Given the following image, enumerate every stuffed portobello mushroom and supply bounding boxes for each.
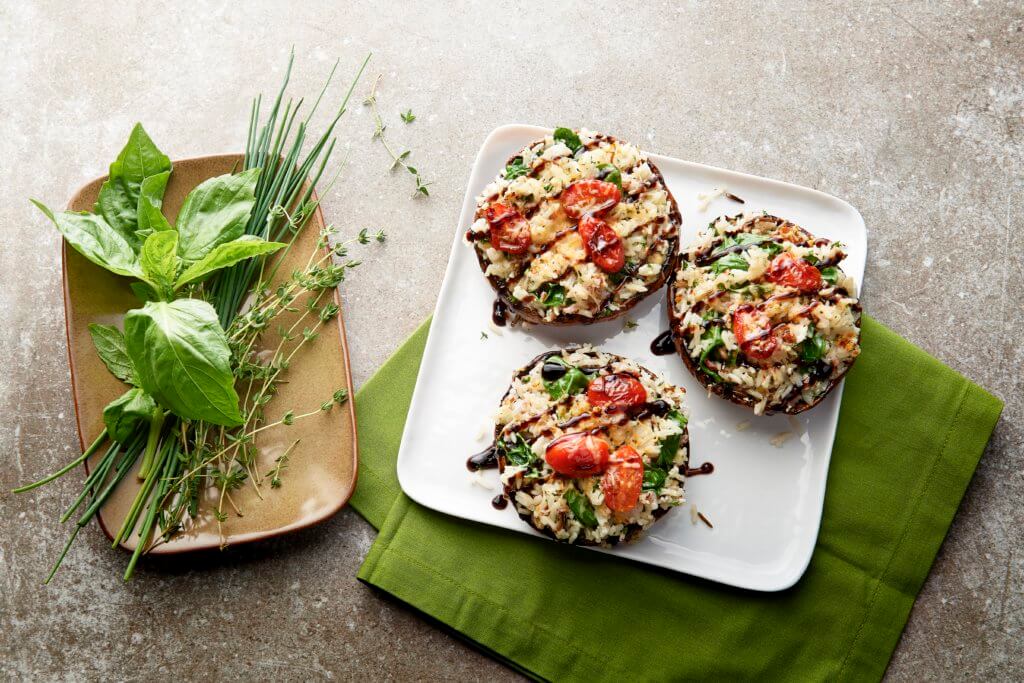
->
[668,213,862,415]
[489,346,691,545]
[465,128,681,325]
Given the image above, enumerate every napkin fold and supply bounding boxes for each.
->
[350,316,1001,681]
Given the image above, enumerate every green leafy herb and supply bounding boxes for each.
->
[797,329,828,363]
[698,326,726,381]
[32,201,143,279]
[135,171,171,233]
[500,433,536,467]
[804,253,819,265]
[87,323,136,385]
[657,410,688,470]
[175,235,286,290]
[123,299,243,426]
[624,319,639,330]
[400,108,416,123]
[596,163,622,189]
[139,230,179,298]
[553,127,582,153]
[504,156,529,181]
[174,168,260,262]
[95,123,172,246]
[709,252,749,275]
[564,488,598,528]
[537,282,568,308]
[642,466,667,492]
[365,75,431,196]
[542,357,590,401]
[102,388,157,442]
[820,266,838,285]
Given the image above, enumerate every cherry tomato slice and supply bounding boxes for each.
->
[765,252,822,292]
[545,433,611,478]
[733,304,778,361]
[561,179,622,219]
[601,445,643,512]
[578,214,625,273]
[587,373,647,409]
[484,202,531,255]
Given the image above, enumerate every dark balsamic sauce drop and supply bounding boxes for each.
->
[492,298,509,327]
[491,494,508,510]
[466,444,499,471]
[684,462,715,477]
[651,330,676,356]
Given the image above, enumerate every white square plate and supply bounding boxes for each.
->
[396,125,866,591]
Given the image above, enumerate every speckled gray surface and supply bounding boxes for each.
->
[1,1,1020,680]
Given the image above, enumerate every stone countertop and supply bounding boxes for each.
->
[1,1,1020,680]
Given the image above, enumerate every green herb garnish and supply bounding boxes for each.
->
[400,108,416,123]
[365,75,431,196]
[698,326,726,381]
[820,266,838,285]
[657,410,689,470]
[564,488,598,528]
[553,127,582,153]
[709,252,749,275]
[542,357,590,400]
[642,466,667,492]
[597,163,622,189]
[537,282,569,308]
[505,156,529,180]
[500,433,536,467]
[797,329,828,363]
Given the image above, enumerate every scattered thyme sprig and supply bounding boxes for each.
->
[364,75,430,196]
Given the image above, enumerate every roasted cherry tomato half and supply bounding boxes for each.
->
[601,445,643,512]
[765,252,822,292]
[578,214,625,273]
[484,202,531,255]
[587,373,647,409]
[545,432,611,478]
[561,179,622,219]
[733,304,778,361]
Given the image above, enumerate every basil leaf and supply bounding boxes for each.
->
[87,323,136,385]
[537,283,568,308]
[500,433,536,467]
[564,488,598,528]
[553,127,582,154]
[820,266,838,285]
[124,298,243,426]
[95,124,172,246]
[102,387,157,442]
[136,171,171,232]
[596,163,622,189]
[138,193,174,234]
[698,326,725,381]
[804,253,819,265]
[797,329,828,363]
[140,230,179,297]
[657,410,688,469]
[542,357,590,400]
[709,252,749,275]
[175,236,286,289]
[642,466,667,492]
[33,200,143,279]
[175,168,260,262]
[130,281,158,303]
[504,156,529,180]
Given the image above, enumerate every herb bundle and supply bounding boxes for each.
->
[16,53,377,581]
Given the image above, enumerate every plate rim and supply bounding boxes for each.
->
[396,124,866,591]
[61,152,359,555]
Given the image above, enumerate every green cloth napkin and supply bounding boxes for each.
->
[350,315,1001,681]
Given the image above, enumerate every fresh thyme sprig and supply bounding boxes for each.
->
[364,75,430,196]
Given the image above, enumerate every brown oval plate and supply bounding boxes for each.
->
[62,153,357,553]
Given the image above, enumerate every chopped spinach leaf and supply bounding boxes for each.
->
[642,466,667,492]
[499,432,536,467]
[564,488,598,528]
[553,127,582,154]
[537,283,569,308]
[820,266,838,285]
[797,329,828,363]
[505,156,529,180]
[698,326,726,381]
[596,163,622,189]
[542,357,590,400]
[656,410,688,470]
[709,252,749,275]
